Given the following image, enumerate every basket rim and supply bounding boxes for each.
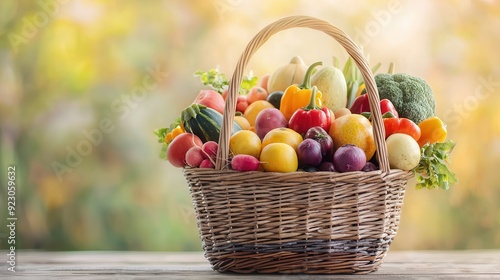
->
[183,166,414,187]
[184,166,414,176]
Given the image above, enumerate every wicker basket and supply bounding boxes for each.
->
[183,15,414,274]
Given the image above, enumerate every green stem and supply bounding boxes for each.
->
[371,62,382,73]
[181,103,205,121]
[299,61,322,89]
[305,86,319,110]
[346,81,358,109]
[388,62,395,74]
[332,56,339,68]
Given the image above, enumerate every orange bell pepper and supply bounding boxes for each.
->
[280,61,323,120]
[417,116,447,147]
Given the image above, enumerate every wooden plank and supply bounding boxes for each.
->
[2,250,499,279]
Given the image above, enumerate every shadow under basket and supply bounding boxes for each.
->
[181,15,415,274]
[184,168,413,274]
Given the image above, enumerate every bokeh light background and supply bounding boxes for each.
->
[0,0,499,251]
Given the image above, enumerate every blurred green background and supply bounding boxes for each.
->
[0,0,499,251]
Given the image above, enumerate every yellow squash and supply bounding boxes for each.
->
[267,56,307,93]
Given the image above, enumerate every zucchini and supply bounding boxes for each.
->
[181,103,242,142]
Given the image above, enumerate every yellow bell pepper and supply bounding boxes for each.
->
[280,61,323,121]
[417,116,447,147]
[165,125,184,143]
[355,83,365,98]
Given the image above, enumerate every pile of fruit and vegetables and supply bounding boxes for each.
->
[155,56,457,190]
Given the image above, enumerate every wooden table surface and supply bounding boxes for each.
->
[3,250,500,279]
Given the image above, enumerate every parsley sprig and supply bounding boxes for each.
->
[153,117,181,160]
[414,140,458,190]
[194,68,258,95]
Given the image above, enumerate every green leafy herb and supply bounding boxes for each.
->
[240,74,258,95]
[194,68,258,95]
[194,68,229,94]
[153,117,181,160]
[153,127,168,144]
[414,140,458,190]
[158,143,168,160]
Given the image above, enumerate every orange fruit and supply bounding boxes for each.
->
[260,143,298,172]
[261,127,303,151]
[328,114,376,160]
[229,130,261,158]
[243,100,274,127]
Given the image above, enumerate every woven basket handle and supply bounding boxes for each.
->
[216,15,389,173]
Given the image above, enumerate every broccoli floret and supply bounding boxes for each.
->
[374,73,436,124]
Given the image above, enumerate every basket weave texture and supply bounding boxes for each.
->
[183,15,414,274]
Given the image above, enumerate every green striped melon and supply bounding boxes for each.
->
[181,103,242,143]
